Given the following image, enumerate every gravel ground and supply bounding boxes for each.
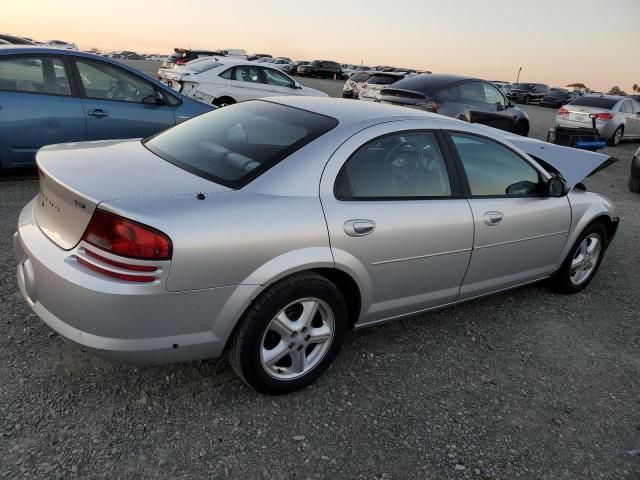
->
[1,60,639,479]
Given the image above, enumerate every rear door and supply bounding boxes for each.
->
[480,82,517,131]
[458,81,490,125]
[320,120,474,324]
[445,131,571,299]
[228,64,269,101]
[73,58,176,140]
[0,54,85,168]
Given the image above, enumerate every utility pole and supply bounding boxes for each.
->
[516,66,522,84]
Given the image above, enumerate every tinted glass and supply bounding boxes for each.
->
[351,72,371,83]
[309,61,321,66]
[451,133,540,196]
[482,83,505,105]
[620,101,632,113]
[513,83,535,90]
[263,68,294,88]
[188,61,222,73]
[367,74,401,85]
[232,65,263,83]
[632,100,640,114]
[0,56,71,95]
[219,67,233,79]
[336,132,451,198]
[569,97,618,109]
[459,81,484,102]
[145,101,337,188]
[76,60,155,102]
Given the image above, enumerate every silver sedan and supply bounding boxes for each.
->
[15,97,619,394]
[556,94,640,146]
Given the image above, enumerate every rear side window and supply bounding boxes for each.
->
[144,101,338,188]
[219,67,233,79]
[335,132,452,199]
[0,56,71,95]
[451,133,541,196]
[620,101,633,113]
[459,81,484,102]
[569,97,618,109]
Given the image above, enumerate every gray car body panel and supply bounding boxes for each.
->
[16,97,618,363]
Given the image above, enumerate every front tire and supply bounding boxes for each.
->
[228,272,347,395]
[514,121,529,137]
[548,222,607,294]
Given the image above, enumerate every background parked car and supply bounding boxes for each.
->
[162,59,327,107]
[264,58,294,72]
[297,60,342,79]
[0,47,212,169]
[162,48,223,69]
[540,89,580,108]
[342,71,371,98]
[507,83,550,104]
[556,94,640,146]
[358,72,407,102]
[247,53,272,61]
[0,34,35,45]
[44,39,77,49]
[379,74,530,135]
[289,61,308,75]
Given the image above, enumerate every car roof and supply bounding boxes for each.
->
[266,96,437,126]
[383,73,482,93]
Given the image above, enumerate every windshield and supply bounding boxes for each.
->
[513,83,535,90]
[144,101,338,188]
[569,97,618,109]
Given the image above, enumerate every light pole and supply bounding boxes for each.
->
[516,66,522,84]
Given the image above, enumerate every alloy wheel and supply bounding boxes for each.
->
[570,233,602,286]
[260,298,334,380]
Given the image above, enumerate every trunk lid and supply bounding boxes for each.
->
[35,139,230,250]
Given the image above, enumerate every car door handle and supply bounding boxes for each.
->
[344,219,376,237]
[484,211,504,226]
[87,109,108,118]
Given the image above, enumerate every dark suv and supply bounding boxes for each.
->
[379,74,530,136]
[297,60,342,79]
[506,83,550,104]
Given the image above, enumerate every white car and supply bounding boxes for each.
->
[264,58,294,72]
[45,40,77,49]
[159,59,328,106]
[358,72,407,102]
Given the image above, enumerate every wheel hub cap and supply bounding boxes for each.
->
[570,233,602,286]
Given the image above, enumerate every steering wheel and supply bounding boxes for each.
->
[383,142,422,183]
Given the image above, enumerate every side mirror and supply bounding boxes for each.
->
[547,177,569,197]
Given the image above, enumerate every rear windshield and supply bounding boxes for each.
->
[569,97,618,109]
[186,60,222,73]
[513,83,535,90]
[351,72,371,83]
[144,101,338,189]
[368,74,402,85]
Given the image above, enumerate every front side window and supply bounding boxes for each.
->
[145,100,337,188]
[335,132,452,199]
[0,56,71,95]
[263,68,294,88]
[451,133,541,196]
[482,83,506,106]
[76,60,155,102]
[459,81,484,102]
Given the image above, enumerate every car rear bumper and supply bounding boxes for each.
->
[14,199,241,364]
[556,119,618,138]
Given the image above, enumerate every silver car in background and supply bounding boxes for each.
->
[556,94,640,146]
[15,98,618,394]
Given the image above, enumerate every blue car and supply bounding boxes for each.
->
[0,46,214,169]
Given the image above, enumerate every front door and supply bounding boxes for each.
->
[320,121,474,325]
[73,58,175,140]
[0,55,85,167]
[446,131,571,299]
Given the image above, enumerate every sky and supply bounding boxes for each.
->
[4,0,639,92]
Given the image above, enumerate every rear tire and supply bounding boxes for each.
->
[630,153,640,192]
[523,95,531,105]
[228,272,348,395]
[514,121,529,137]
[213,96,236,108]
[548,222,607,294]
[607,126,623,146]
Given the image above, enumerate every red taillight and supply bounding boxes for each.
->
[594,112,614,121]
[82,209,172,260]
[558,107,570,116]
